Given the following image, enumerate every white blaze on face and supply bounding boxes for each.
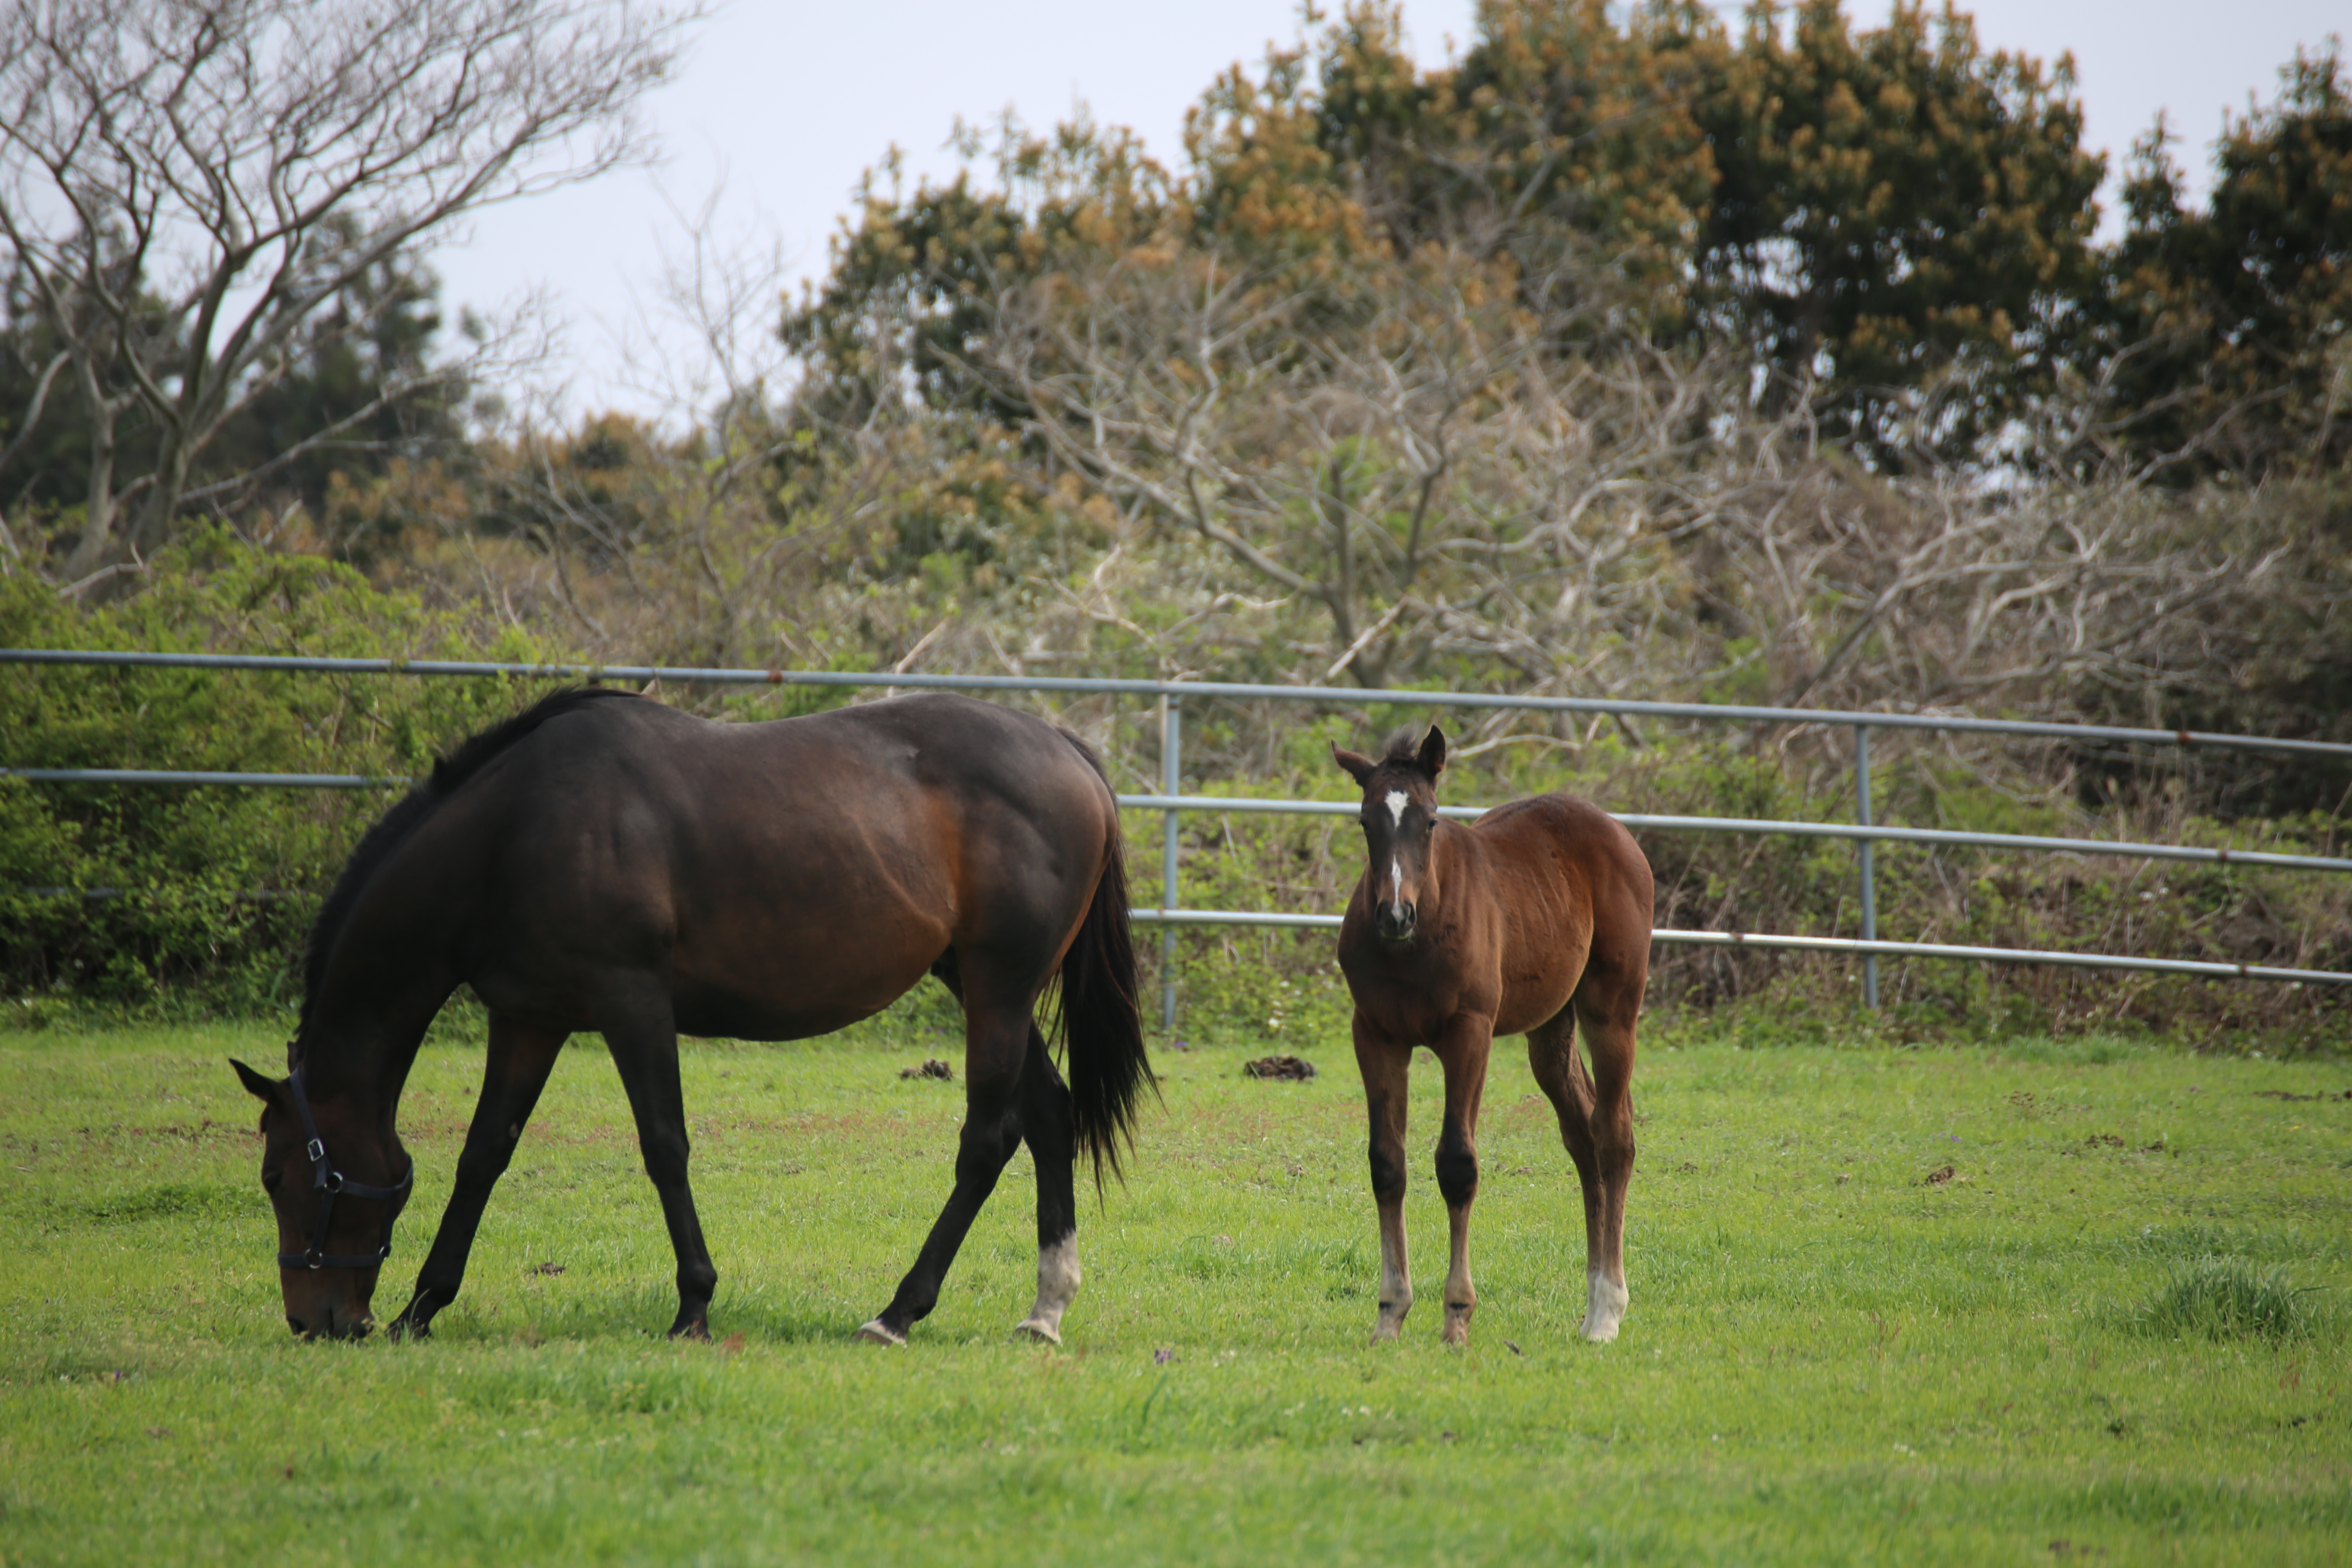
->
[1385,790,1408,826]
[1390,857,1403,905]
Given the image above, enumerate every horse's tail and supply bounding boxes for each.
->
[1054,740,1155,1188]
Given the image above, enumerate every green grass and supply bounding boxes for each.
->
[2,1010,2348,1565]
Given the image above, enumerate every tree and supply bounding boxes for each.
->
[2095,40,2352,479]
[0,0,697,586]
[1690,0,2105,464]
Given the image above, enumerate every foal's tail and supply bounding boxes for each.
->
[1054,745,1155,1189]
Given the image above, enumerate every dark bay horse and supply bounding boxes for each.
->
[229,688,1150,1345]
[1332,724,1652,1345]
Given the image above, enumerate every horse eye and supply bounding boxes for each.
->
[262,1170,283,1192]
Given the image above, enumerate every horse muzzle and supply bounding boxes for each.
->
[285,1301,376,1341]
[1375,901,1418,942]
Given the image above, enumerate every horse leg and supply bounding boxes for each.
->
[1354,1013,1414,1343]
[1012,1024,1081,1344]
[1432,1016,1494,1347]
[927,955,1078,1344]
[1527,1009,1610,1337]
[857,986,1030,1345]
[1572,975,1642,1343]
[388,1014,568,1341]
[600,989,719,1341]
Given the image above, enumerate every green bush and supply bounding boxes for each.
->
[0,532,580,1015]
[3,538,2345,1055]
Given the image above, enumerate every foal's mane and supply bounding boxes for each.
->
[1377,726,1424,768]
[298,686,639,1030]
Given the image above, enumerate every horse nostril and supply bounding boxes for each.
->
[286,1315,307,1336]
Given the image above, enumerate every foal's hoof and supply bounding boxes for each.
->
[854,1317,908,1347]
[668,1316,711,1343]
[385,1314,431,1344]
[1012,1317,1064,1346]
[1580,1273,1629,1343]
[1441,1304,1474,1347]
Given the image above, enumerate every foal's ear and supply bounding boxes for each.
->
[1417,724,1448,778]
[1332,743,1377,787]
[229,1057,281,1105]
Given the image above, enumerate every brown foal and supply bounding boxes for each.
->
[1333,724,1654,1345]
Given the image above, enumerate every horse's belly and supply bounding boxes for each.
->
[668,898,949,1042]
[669,982,909,1043]
[1495,979,1578,1039]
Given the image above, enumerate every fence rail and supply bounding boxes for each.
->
[8,647,2350,1018]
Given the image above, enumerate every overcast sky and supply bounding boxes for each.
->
[428,0,2346,422]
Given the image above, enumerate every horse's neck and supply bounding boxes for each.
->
[298,965,454,1129]
[299,830,474,1122]
[1421,822,1467,920]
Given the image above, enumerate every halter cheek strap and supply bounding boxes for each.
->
[277,1065,415,1272]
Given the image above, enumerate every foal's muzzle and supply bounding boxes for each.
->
[1376,900,1417,942]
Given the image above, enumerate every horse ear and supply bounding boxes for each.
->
[1332,744,1377,787]
[1417,724,1448,778]
[229,1057,281,1104]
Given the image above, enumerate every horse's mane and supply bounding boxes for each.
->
[298,686,639,1031]
[1378,725,1423,767]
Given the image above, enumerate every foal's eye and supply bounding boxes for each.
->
[262,1170,283,1192]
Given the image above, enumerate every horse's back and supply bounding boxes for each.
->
[1464,791,1653,1034]
[423,693,1114,1038]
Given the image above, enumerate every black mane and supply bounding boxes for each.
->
[298,687,638,1033]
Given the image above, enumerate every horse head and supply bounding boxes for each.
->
[232,1057,412,1340]
[1332,723,1448,943]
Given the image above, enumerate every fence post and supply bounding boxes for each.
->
[1855,723,1879,1010]
[1160,695,1182,1035]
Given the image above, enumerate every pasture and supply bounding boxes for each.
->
[1,1012,2347,1565]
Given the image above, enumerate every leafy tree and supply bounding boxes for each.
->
[1690,0,2105,463]
[2097,40,2352,479]
[782,125,1173,428]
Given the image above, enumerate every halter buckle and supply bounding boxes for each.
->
[305,1137,326,1165]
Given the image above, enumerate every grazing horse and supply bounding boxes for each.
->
[1332,724,1652,1345]
[229,688,1150,1345]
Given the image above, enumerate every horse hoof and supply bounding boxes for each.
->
[668,1320,711,1343]
[1369,1323,1402,1346]
[1012,1318,1064,1345]
[855,1318,908,1347]
[385,1316,431,1344]
[1581,1272,1628,1342]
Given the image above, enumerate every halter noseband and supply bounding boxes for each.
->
[276,1064,414,1271]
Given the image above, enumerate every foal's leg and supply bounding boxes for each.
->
[1432,1016,1495,1347]
[600,986,719,1340]
[389,1014,568,1341]
[1012,1024,1082,1344]
[1573,977,1640,1343]
[1527,1009,1608,1336]
[1354,1013,1414,1343]
[857,984,1031,1345]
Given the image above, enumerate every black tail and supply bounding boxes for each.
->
[1054,795,1154,1190]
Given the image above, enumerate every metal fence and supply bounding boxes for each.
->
[6,648,2351,1029]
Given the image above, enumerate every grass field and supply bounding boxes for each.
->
[1,1009,2348,1565]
